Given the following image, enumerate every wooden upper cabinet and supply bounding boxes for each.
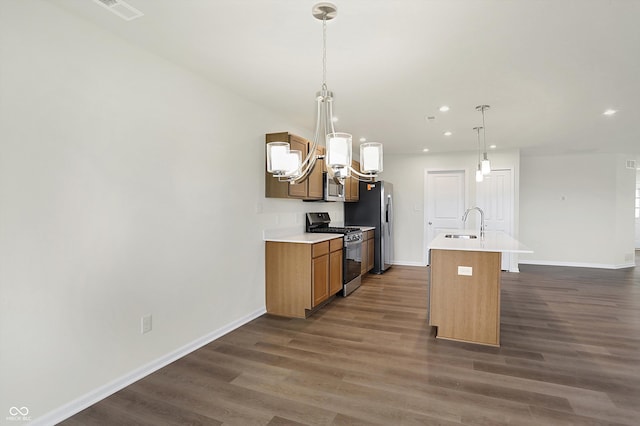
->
[345,160,360,202]
[307,146,325,200]
[287,134,308,199]
[265,132,323,201]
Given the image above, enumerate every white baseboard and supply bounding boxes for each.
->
[392,260,427,267]
[519,260,636,270]
[33,307,266,426]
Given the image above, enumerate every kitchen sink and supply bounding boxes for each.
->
[444,234,478,239]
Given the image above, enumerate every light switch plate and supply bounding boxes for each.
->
[141,314,152,334]
[457,266,473,276]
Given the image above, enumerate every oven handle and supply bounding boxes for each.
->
[343,238,363,248]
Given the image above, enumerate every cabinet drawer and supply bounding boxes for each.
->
[312,241,330,258]
[329,237,343,253]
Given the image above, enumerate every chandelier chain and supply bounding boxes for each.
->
[481,107,487,152]
[475,127,482,162]
[322,14,327,89]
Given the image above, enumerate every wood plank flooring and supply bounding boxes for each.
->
[62,257,640,425]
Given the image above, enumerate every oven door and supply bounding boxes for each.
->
[343,238,362,284]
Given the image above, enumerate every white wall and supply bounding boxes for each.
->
[382,150,520,266]
[0,1,342,422]
[636,167,640,249]
[519,153,636,268]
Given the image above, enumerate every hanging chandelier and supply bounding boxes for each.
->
[476,104,491,175]
[266,2,383,184]
[474,126,484,183]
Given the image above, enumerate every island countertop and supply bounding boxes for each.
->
[428,230,533,253]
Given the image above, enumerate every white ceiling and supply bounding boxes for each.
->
[50,0,640,156]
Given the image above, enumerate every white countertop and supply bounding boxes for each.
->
[351,225,375,231]
[264,233,342,244]
[263,225,373,244]
[428,230,533,253]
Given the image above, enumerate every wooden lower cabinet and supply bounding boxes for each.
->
[361,238,368,275]
[329,248,343,295]
[311,242,330,308]
[428,249,501,346]
[266,238,343,318]
[361,229,375,274]
[367,231,375,271]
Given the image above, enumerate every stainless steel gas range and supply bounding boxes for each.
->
[306,212,363,296]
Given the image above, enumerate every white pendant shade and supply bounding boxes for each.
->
[284,149,302,177]
[481,157,491,175]
[266,142,301,177]
[266,142,290,175]
[326,132,352,169]
[476,167,484,182]
[360,142,383,173]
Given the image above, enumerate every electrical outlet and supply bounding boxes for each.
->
[141,315,152,334]
[457,266,473,276]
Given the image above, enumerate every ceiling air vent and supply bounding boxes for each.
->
[626,159,637,169]
[92,0,143,21]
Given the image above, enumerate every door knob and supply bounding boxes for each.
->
[428,222,432,225]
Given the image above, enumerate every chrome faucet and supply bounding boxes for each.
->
[462,207,485,238]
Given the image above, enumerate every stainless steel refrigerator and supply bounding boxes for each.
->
[344,181,394,274]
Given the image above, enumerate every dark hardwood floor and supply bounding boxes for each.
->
[62,255,640,425]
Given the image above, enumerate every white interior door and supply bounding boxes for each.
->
[476,169,514,271]
[425,170,466,264]
[635,178,640,249]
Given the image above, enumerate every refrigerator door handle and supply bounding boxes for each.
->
[386,195,393,234]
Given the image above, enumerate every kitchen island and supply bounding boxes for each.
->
[428,230,532,346]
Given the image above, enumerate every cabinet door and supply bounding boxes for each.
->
[367,237,375,271]
[312,254,330,307]
[307,146,324,200]
[288,135,309,198]
[350,160,360,201]
[265,132,291,199]
[329,249,343,295]
[361,239,368,274]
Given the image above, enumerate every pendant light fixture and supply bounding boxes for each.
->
[474,126,484,183]
[476,104,491,175]
[266,2,383,184]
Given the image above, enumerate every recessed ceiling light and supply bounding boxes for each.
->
[92,0,144,21]
[443,131,452,136]
[439,106,450,112]
[489,144,497,149]
[422,148,430,152]
[603,109,617,116]
[359,137,366,142]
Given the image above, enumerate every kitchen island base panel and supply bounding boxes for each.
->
[429,249,501,346]
[432,334,500,348]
